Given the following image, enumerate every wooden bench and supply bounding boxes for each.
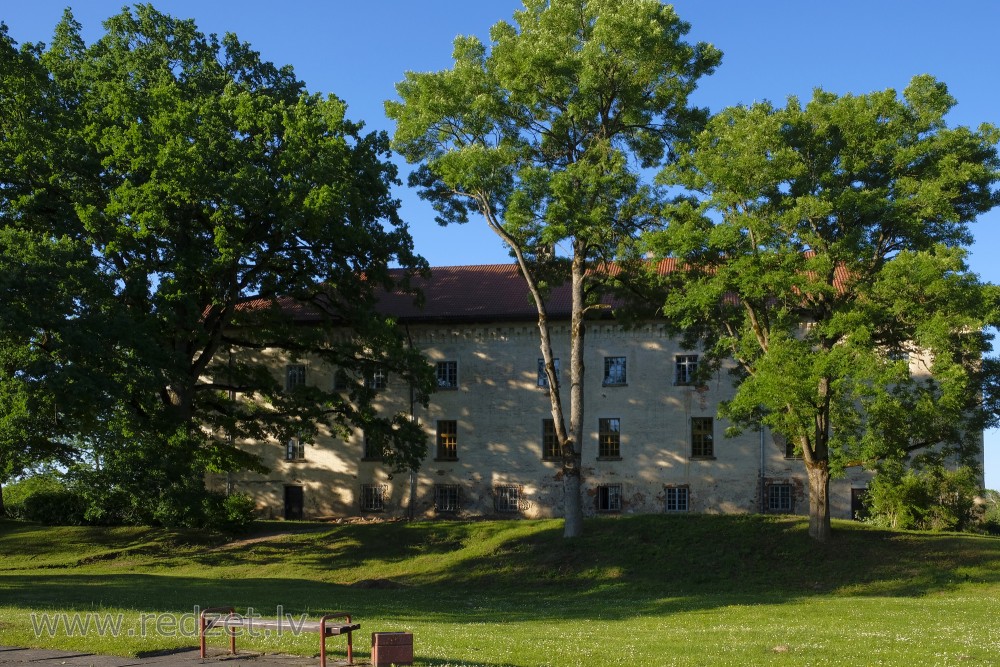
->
[199,606,360,666]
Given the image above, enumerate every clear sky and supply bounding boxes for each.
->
[5,1,1000,487]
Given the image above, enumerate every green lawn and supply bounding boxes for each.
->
[1,515,998,665]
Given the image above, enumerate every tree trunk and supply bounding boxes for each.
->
[563,245,587,538]
[806,460,831,542]
[0,480,5,517]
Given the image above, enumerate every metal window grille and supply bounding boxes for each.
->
[437,420,458,460]
[596,484,622,512]
[537,358,560,388]
[665,486,689,512]
[598,418,621,458]
[675,354,698,385]
[691,417,714,457]
[436,361,458,389]
[286,437,305,460]
[602,356,627,386]
[494,484,521,513]
[768,484,793,512]
[285,364,305,392]
[542,419,560,459]
[434,484,460,512]
[360,484,387,512]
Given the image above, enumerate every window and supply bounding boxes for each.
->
[784,439,801,459]
[768,484,793,512]
[367,368,387,390]
[691,417,714,458]
[436,420,458,460]
[665,486,689,512]
[436,361,458,389]
[675,354,699,386]
[285,364,305,392]
[360,484,387,512]
[538,358,560,388]
[542,419,560,460]
[434,484,460,513]
[363,432,385,461]
[494,484,521,513]
[596,484,622,512]
[285,436,305,461]
[332,368,351,391]
[602,356,627,386]
[598,418,621,458]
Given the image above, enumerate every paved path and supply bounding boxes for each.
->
[0,647,364,666]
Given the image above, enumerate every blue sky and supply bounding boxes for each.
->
[5,1,1000,487]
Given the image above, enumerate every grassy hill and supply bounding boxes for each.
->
[1,514,998,665]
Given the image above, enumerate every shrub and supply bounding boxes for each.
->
[21,488,88,525]
[203,492,256,533]
[866,461,982,531]
[3,473,66,520]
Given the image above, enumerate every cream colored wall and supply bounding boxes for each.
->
[211,321,873,520]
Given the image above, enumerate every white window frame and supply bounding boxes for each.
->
[675,354,699,386]
[665,486,689,512]
[537,357,560,388]
[602,356,627,386]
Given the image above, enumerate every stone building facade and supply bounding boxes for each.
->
[212,264,883,521]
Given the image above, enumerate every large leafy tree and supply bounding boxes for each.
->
[651,76,1000,541]
[0,6,433,522]
[386,0,720,537]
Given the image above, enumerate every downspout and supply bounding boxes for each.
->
[759,420,766,514]
[405,324,418,521]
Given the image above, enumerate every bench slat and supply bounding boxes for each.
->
[203,616,360,636]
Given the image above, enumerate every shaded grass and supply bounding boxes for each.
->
[1,515,999,665]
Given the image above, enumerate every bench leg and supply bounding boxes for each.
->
[347,629,353,665]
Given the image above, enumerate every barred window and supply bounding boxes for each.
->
[494,484,521,513]
[596,484,622,512]
[434,484,460,513]
[360,484,387,512]
[691,417,714,458]
[537,358,560,388]
[665,486,689,512]
[436,361,458,389]
[285,364,306,392]
[436,420,458,460]
[285,436,305,461]
[675,354,698,386]
[602,356,627,386]
[542,419,560,460]
[598,418,621,458]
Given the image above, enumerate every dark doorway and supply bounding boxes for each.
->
[851,488,870,521]
[284,485,304,520]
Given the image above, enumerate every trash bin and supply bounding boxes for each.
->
[371,632,413,666]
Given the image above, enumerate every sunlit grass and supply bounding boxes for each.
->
[1,516,999,665]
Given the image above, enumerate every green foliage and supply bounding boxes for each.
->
[2,473,66,519]
[20,488,88,526]
[387,0,721,535]
[0,6,434,507]
[864,460,983,531]
[204,492,256,533]
[651,76,1000,539]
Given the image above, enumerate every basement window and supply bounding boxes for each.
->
[596,484,622,513]
[494,484,521,513]
[434,484,460,513]
[768,483,793,512]
[665,486,689,512]
[360,484,387,512]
